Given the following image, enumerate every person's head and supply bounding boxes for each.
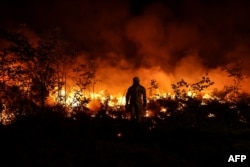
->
[133,76,140,85]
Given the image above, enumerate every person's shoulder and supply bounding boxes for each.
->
[128,85,133,90]
[139,85,146,89]
[129,85,134,88]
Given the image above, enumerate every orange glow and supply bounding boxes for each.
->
[202,93,211,99]
[0,106,16,125]
[1,39,250,123]
[145,110,154,117]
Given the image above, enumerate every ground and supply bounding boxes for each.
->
[0,116,249,167]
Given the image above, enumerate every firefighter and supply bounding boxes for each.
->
[125,76,147,122]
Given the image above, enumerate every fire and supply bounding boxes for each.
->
[203,93,211,99]
[87,99,102,112]
[48,87,127,113]
[109,95,126,106]
[0,104,16,125]
[1,13,250,128]
[0,49,249,124]
[145,110,154,117]
[187,90,196,97]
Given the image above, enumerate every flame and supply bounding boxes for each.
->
[48,87,127,114]
[1,51,249,122]
[202,93,211,99]
[0,105,16,125]
[187,90,196,97]
[87,99,102,112]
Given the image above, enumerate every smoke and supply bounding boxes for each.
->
[1,0,250,94]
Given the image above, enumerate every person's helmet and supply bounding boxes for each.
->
[133,76,140,84]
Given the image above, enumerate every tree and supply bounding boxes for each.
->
[72,60,97,97]
[222,61,245,100]
[0,28,75,110]
[0,29,35,115]
[171,73,214,99]
[171,79,188,99]
[67,60,97,112]
[190,73,214,94]
[148,79,159,97]
[34,28,76,107]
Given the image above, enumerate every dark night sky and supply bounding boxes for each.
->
[1,0,250,92]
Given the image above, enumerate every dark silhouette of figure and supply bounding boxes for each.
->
[125,76,147,122]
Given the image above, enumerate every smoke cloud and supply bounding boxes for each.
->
[1,0,250,94]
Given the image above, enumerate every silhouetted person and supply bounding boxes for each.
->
[125,76,146,122]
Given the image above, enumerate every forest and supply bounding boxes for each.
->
[0,28,250,166]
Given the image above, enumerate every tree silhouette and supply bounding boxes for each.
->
[222,61,245,100]
[190,73,214,93]
[171,74,214,99]
[0,28,75,111]
[171,79,188,99]
[72,60,97,97]
[36,28,76,106]
[0,29,35,116]
[148,79,159,97]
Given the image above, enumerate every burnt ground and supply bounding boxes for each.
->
[0,116,250,167]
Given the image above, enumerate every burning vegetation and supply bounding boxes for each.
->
[0,28,249,129]
[1,2,250,167]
